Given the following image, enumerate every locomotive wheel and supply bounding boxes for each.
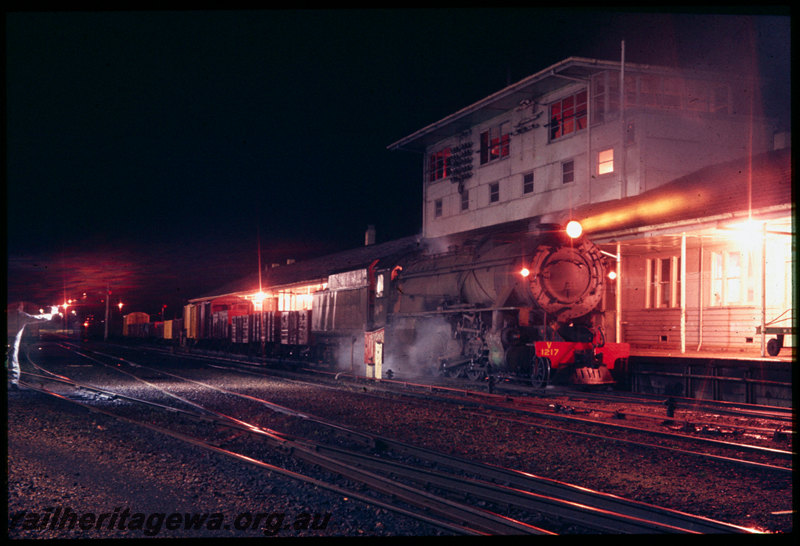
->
[465,362,487,381]
[531,356,551,388]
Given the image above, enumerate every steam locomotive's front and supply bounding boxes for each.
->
[522,221,606,324]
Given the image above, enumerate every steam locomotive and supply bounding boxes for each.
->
[143,222,628,388]
[381,222,629,387]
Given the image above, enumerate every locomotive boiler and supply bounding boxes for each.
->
[387,222,628,387]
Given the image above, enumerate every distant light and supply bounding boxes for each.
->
[520,267,531,278]
[608,270,617,280]
[720,218,765,250]
[566,220,583,239]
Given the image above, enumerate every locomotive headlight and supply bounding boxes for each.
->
[565,220,583,239]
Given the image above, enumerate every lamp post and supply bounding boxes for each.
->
[117,301,124,338]
[104,286,111,341]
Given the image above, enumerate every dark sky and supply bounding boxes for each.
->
[6,8,790,317]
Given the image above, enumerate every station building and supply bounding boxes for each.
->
[387,56,793,360]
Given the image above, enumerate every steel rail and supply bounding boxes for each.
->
[38,343,764,533]
[19,348,547,535]
[365,435,760,534]
[351,380,795,460]
[305,442,713,533]
[86,351,759,534]
[13,380,485,536]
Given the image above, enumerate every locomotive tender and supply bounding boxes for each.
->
[150,221,629,387]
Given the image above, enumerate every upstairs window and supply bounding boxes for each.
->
[460,189,469,211]
[597,148,614,175]
[489,182,500,203]
[562,160,575,184]
[591,72,619,124]
[523,172,534,194]
[428,148,451,182]
[550,90,587,140]
[434,199,443,218]
[479,123,510,164]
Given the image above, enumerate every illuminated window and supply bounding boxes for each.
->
[523,172,534,194]
[375,273,384,298]
[711,251,754,306]
[489,182,499,203]
[646,256,681,308]
[460,189,469,211]
[597,148,614,175]
[549,90,587,140]
[562,160,575,184]
[428,147,451,182]
[480,123,510,164]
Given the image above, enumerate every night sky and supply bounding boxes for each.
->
[6,8,790,318]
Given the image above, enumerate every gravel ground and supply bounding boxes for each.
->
[7,386,447,539]
[7,345,794,537]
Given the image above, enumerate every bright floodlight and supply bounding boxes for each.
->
[566,220,583,239]
[520,267,531,278]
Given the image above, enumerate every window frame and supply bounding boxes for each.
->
[646,256,682,309]
[710,250,754,306]
[549,89,587,141]
[428,147,451,183]
[561,160,575,184]
[522,172,534,194]
[479,122,510,165]
[488,182,500,203]
[597,148,614,176]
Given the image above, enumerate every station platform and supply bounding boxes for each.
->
[623,347,793,407]
[629,347,795,364]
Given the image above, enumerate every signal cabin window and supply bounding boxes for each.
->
[460,189,469,211]
[523,172,534,194]
[591,70,734,120]
[562,160,575,184]
[591,72,619,124]
[479,123,510,165]
[646,257,681,308]
[549,90,587,140]
[597,148,614,176]
[489,182,500,203]
[711,250,754,306]
[434,198,443,218]
[429,147,451,182]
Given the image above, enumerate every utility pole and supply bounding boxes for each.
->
[104,285,110,341]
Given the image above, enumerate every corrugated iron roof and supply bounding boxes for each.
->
[558,147,792,237]
[191,235,421,301]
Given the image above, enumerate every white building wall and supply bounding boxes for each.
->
[418,64,777,241]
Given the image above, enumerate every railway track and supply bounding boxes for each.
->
[16,341,763,534]
[75,341,795,474]
[166,349,793,475]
